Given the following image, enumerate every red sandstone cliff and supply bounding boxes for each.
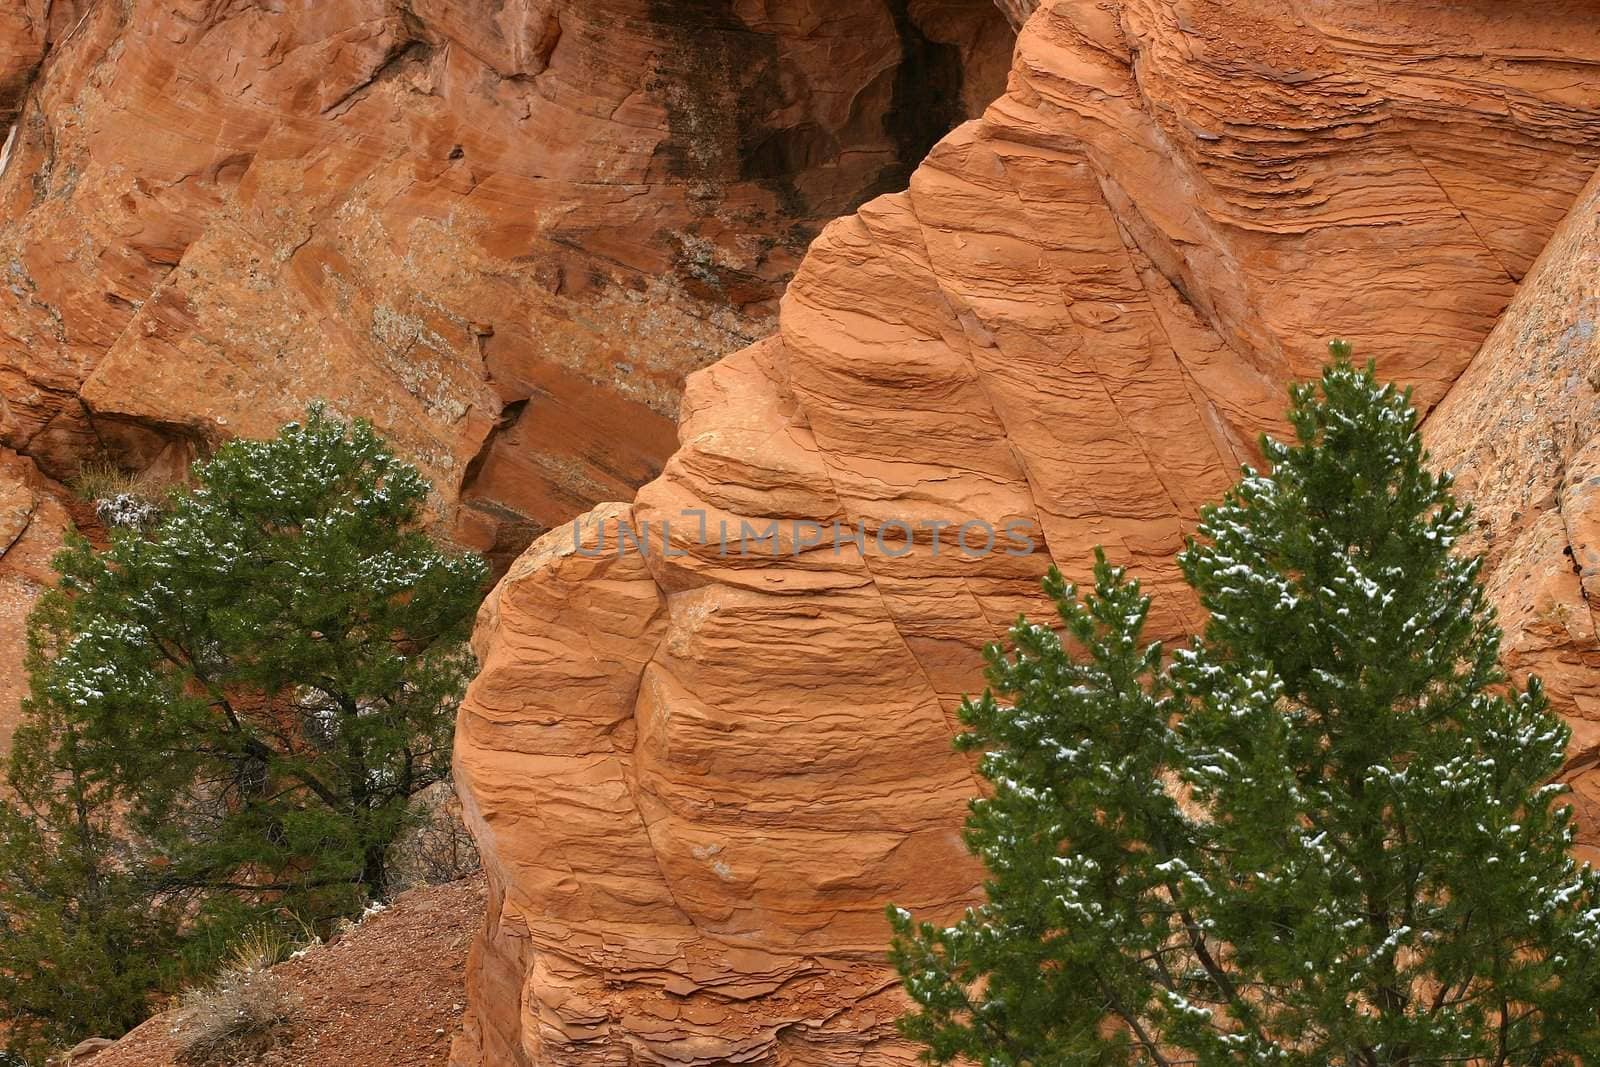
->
[451,1,1600,1063]
[0,0,1012,572]
[0,448,67,751]
[0,0,1013,740]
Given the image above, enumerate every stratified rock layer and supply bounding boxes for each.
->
[0,0,1011,568]
[452,1,1600,1063]
[1424,168,1600,859]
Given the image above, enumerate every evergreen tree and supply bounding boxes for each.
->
[889,551,1188,1064]
[890,347,1600,1066]
[0,619,187,1062]
[0,406,485,1058]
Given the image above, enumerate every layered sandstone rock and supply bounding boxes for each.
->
[1424,168,1600,859]
[452,1,1600,1063]
[0,0,1012,570]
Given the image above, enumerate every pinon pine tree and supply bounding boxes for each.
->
[25,406,485,907]
[0,408,488,1054]
[889,345,1600,1066]
[0,642,187,1061]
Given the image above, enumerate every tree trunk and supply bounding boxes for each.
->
[360,842,388,902]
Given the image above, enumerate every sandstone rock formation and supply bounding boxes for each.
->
[0,0,1013,571]
[452,1,1600,1062]
[0,4,82,128]
[1423,167,1600,860]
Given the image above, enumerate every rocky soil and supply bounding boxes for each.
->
[88,877,487,1067]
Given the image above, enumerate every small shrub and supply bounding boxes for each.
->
[174,933,300,1065]
[222,926,296,974]
[386,779,482,893]
[94,492,162,530]
[1537,598,1575,630]
[67,457,151,503]
[69,458,166,528]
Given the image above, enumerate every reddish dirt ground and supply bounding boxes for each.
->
[89,877,486,1067]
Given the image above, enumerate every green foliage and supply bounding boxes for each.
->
[0,694,188,1063]
[889,348,1600,1066]
[0,582,221,1062]
[890,551,1184,1065]
[0,406,486,1059]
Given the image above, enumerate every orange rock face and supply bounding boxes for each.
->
[451,1,1600,1063]
[0,0,1012,570]
[1423,168,1600,860]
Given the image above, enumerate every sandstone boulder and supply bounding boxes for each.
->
[451,1,1600,1063]
[991,0,1037,29]
[51,1037,116,1066]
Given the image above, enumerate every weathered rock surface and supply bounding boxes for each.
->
[0,0,1012,570]
[0,448,68,754]
[0,4,79,127]
[1423,168,1600,860]
[451,1,1600,1063]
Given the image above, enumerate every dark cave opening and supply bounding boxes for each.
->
[646,0,1014,220]
[875,0,971,201]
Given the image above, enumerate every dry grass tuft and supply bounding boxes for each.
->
[173,929,301,1064]
[67,458,154,503]
[69,457,176,529]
